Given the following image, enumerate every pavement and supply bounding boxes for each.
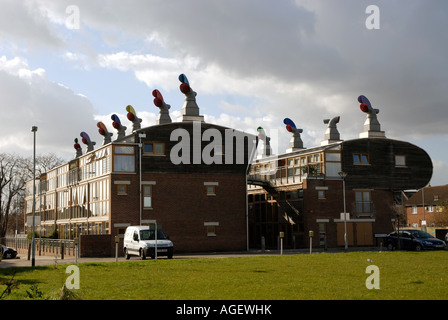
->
[0,247,382,269]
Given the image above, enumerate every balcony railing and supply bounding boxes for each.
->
[248,165,323,187]
[351,201,375,218]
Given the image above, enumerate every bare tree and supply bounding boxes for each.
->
[0,153,65,238]
[0,154,28,237]
[433,200,448,227]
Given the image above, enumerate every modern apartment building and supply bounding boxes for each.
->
[247,96,433,249]
[24,89,433,255]
[24,76,256,255]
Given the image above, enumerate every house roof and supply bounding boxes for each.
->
[405,185,448,206]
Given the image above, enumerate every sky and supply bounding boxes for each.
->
[0,0,447,186]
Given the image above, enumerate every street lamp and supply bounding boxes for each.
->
[138,133,146,226]
[338,171,348,251]
[31,126,38,267]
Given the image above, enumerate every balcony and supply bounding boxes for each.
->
[351,201,375,218]
[248,165,323,188]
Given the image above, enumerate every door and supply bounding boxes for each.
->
[130,230,140,253]
[400,231,414,250]
[356,222,373,246]
[337,222,354,246]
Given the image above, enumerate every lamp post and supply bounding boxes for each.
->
[338,171,348,251]
[31,126,38,267]
[138,133,146,226]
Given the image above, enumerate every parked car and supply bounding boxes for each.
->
[385,229,446,251]
[1,244,18,259]
[123,226,174,260]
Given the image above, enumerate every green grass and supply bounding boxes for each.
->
[1,251,447,300]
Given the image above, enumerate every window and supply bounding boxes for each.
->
[89,179,110,217]
[395,155,406,167]
[117,184,127,195]
[318,190,326,199]
[355,191,371,214]
[143,185,152,209]
[144,142,165,155]
[206,186,216,196]
[204,182,218,196]
[72,185,88,219]
[353,153,369,165]
[427,205,434,212]
[205,222,219,236]
[207,226,216,237]
[412,206,417,214]
[286,190,298,200]
[113,146,135,172]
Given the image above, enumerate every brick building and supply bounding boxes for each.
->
[405,185,448,228]
[24,90,433,255]
[24,76,256,256]
[247,96,433,250]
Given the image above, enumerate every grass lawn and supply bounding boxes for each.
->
[1,250,447,300]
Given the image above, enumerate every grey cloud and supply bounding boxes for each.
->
[0,0,65,50]
[0,57,97,160]
[7,0,448,141]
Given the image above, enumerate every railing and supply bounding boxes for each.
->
[248,165,324,188]
[1,237,76,257]
[351,201,375,218]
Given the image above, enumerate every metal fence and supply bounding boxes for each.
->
[1,237,76,258]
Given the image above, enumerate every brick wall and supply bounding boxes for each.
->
[109,172,247,253]
[79,234,113,257]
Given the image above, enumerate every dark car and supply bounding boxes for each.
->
[1,244,18,259]
[385,229,446,251]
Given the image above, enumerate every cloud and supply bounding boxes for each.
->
[0,0,65,50]
[0,56,97,160]
[1,0,447,184]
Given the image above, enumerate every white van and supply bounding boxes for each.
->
[123,226,174,259]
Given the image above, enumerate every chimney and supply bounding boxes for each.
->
[284,118,304,152]
[80,132,96,152]
[153,89,172,125]
[256,126,272,158]
[178,74,204,122]
[358,95,385,138]
[97,121,113,145]
[111,114,127,141]
[321,116,342,146]
[126,105,143,131]
[74,138,82,158]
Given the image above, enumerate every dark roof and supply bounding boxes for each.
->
[405,185,448,206]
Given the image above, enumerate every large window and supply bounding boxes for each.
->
[72,184,88,219]
[89,179,110,217]
[113,146,135,172]
[355,191,371,214]
[57,190,70,220]
[57,165,69,188]
[42,193,56,221]
[47,170,57,191]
